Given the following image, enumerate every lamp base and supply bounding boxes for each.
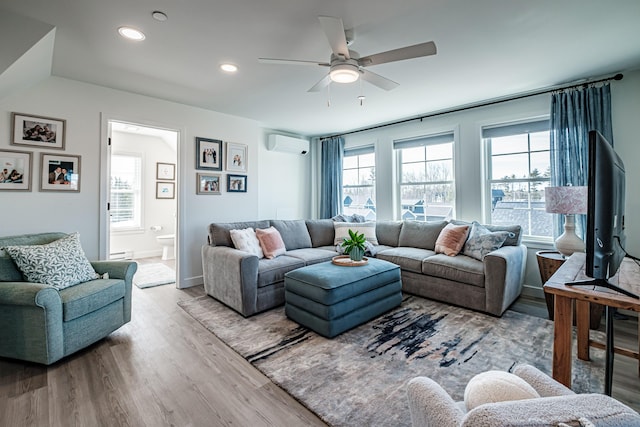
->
[555,214,585,257]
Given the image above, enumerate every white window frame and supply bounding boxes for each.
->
[342,146,376,219]
[394,132,455,222]
[483,119,552,242]
[110,152,144,232]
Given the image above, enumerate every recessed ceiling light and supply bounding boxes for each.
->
[152,11,168,22]
[118,26,146,41]
[220,63,239,73]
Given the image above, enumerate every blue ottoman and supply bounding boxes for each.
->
[284,258,402,338]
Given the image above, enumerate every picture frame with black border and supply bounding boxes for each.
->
[156,162,175,180]
[226,142,247,173]
[12,112,66,150]
[156,181,175,199]
[227,174,247,193]
[0,149,32,191]
[40,153,80,192]
[197,173,221,195]
[196,137,223,171]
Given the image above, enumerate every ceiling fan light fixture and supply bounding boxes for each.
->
[329,63,359,83]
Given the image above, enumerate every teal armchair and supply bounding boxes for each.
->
[0,232,137,365]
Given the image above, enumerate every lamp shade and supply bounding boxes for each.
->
[545,186,587,214]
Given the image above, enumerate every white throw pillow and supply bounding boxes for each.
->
[464,370,540,411]
[2,232,99,290]
[229,228,264,258]
[333,221,378,246]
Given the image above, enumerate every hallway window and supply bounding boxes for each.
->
[111,153,142,230]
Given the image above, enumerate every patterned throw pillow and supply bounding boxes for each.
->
[255,226,287,259]
[463,222,512,260]
[3,232,99,290]
[229,228,264,258]
[435,223,470,256]
[333,222,378,246]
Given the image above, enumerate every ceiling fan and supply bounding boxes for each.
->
[259,16,437,92]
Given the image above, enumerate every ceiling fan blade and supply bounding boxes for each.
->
[360,69,399,91]
[259,58,330,67]
[318,16,350,59]
[307,74,331,92]
[359,41,437,67]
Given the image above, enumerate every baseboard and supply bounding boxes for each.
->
[521,284,545,300]
[179,274,203,289]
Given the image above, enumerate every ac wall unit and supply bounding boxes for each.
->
[267,134,310,155]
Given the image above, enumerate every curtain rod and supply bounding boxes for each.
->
[321,73,624,140]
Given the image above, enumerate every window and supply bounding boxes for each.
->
[395,132,454,222]
[342,146,376,220]
[110,153,142,230]
[483,120,552,239]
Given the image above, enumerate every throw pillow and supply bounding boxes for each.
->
[2,232,99,290]
[229,228,264,258]
[463,222,510,260]
[464,370,540,411]
[333,221,378,246]
[434,223,470,256]
[255,226,287,259]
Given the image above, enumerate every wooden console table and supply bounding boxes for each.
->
[543,253,640,395]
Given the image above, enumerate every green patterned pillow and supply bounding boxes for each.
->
[3,232,98,289]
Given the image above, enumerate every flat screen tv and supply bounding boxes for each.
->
[567,130,638,298]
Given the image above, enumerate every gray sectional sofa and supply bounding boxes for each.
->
[201,219,527,318]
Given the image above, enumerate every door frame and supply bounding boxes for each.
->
[99,113,184,286]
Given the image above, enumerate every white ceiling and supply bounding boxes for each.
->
[2,0,640,137]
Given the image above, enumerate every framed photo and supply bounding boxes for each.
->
[226,142,247,173]
[196,137,223,171]
[0,149,32,191]
[12,112,66,150]
[227,174,247,193]
[156,181,175,199]
[156,162,175,180]
[40,153,80,192]
[197,173,221,195]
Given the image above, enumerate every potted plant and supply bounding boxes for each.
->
[341,229,367,262]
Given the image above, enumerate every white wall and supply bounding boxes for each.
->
[110,130,177,258]
[0,76,310,288]
[342,69,640,296]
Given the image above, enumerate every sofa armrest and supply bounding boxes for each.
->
[91,260,136,323]
[407,377,465,427]
[512,364,575,397]
[201,245,259,317]
[482,244,527,316]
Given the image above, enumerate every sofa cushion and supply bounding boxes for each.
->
[435,223,470,256]
[229,228,264,258]
[375,247,435,273]
[285,248,337,265]
[398,220,447,250]
[464,370,540,411]
[59,278,126,321]
[305,219,335,247]
[208,221,270,247]
[375,220,403,247]
[422,254,485,287]
[257,255,305,288]
[333,222,378,245]
[452,220,522,247]
[270,220,312,250]
[463,222,511,260]
[2,232,99,290]
[255,226,287,259]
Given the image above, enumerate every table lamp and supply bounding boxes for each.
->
[545,186,588,257]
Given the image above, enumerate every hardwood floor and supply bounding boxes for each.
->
[1,262,638,426]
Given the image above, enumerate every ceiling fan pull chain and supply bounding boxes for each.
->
[327,82,331,107]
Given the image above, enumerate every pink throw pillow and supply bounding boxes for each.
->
[255,226,286,259]
[435,223,470,256]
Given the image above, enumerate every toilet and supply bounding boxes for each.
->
[156,234,175,260]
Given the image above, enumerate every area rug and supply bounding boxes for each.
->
[133,263,175,288]
[178,294,605,426]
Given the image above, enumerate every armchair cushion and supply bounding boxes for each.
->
[463,370,539,411]
[2,232,98,289]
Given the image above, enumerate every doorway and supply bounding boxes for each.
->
[105,120,179,287]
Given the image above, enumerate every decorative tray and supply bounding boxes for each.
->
[331,255,369,267]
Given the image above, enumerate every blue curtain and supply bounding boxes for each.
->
[549,83,613,238]
[320,136,344,219]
